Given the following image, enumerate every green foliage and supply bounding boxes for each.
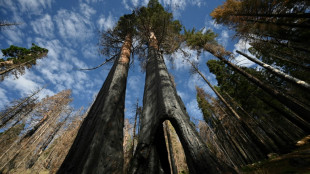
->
[206,59,294,120]
[183,28,218,49]
[135,0,182,52]
[0,43,48,80]
[114,13,137,39]
[1,43,48,64]
[196,87,214,123]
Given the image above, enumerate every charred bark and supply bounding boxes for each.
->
[128,33,236,174]
[57,35,132,174]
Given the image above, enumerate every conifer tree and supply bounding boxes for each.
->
[0,43,48,81]
[57,14,135,174]
[128,1,235,173]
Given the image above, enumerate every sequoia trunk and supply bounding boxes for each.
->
[128,32,236,174]
[57,34,132,174]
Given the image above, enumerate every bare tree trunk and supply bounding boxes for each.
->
[128,32,236,174]
[0,86,43,128]
[269,53,310,71]
[236,50,310,91]
[57,34,132,174]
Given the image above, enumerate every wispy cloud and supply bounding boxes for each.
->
[121,0,203,17]
[79,0,104,4]
[165,46,199,71]
[0,88,9,110]
[80,3,96,19]
[186,99,203,120]
[17,0,53,15]
[233,39,255,67]
[97,13,116,31]
[2,28,24,44]
[218,30,229,48]
[54,9,94,44]
[31,14,54,38]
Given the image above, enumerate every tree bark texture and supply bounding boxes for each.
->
[129,33,236,174]
[57,35,132,174]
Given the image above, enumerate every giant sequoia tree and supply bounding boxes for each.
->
[57,14,135,174]
[127,1,235,174]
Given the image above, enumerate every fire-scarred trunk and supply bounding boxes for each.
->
[57,34,132,174]
[128,32,236,174]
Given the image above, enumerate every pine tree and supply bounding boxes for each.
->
[184,29,310,131]
[0,43,48,81]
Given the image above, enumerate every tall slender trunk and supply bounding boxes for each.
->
[237,50,310,91]
[128,32,236,174]
[57,34,132,174]
[205,46,310,130]
[0,86,43,128]
[268,53,310,71]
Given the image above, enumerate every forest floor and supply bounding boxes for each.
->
[241,135,310,174]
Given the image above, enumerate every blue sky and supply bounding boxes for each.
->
[0,0,253,124]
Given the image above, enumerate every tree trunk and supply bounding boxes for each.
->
[205,46,310,129]
[237,50,310,91]
[269,53,310,71]
[0,86,43,128]
[57,34,132,174]
[128,32,236,174]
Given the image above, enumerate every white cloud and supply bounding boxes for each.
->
[97,14,116,31]
[17,0,53,15]
[205,19,221,30]
[79,0,104,3]
[165,46,199,71]
[0,1,25,24]
[121,0,203,17]
[161,0,186,17]
[82,44,99,59]
[177,90,189,101]
[0,88,9,110]
[233,39,255,67]
[186,99,203,120]
[54,9,94,43]
[132,0,139,7]
[80,3,96,19]
[218,30,229,48]
[187,73,214,95]
[31,14,54,38]
[3,28,24,44]
[2,71,41,97]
